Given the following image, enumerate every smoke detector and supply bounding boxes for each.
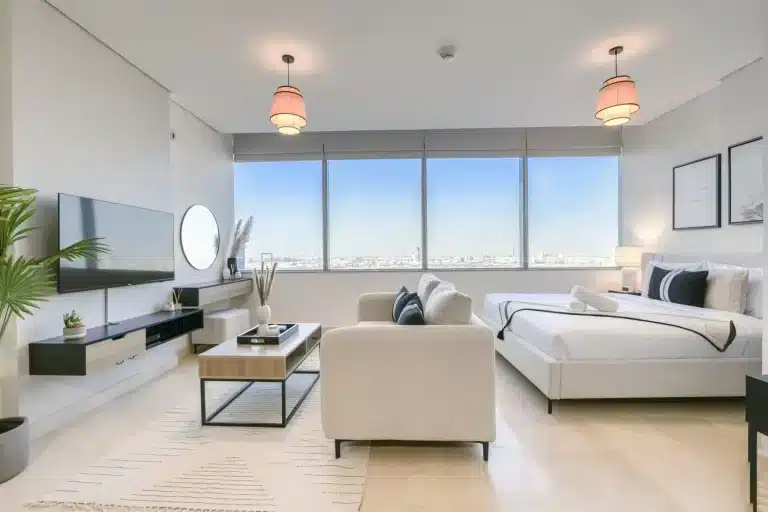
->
[437,45,456,61]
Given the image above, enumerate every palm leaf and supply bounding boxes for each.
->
[36,238,110,268]
[0,256,55,319]
[0,186,112,342]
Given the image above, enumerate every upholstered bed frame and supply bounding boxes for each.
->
[491,252,763,413]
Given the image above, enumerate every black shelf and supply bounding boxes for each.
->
[29,309,204,376]
[31,309,203,346]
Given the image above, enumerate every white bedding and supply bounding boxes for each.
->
[484,293,762,361]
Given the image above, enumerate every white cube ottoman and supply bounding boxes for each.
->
[192,308,251,348]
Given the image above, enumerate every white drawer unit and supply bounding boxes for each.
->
[85,330,146,373]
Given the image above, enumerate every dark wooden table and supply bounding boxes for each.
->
[746,374,768,511]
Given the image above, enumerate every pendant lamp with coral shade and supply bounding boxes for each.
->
[595,46,639,127]
[270,54,307,135]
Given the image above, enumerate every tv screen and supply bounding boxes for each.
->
[58,194,175,293]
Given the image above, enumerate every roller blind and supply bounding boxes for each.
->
[424,129,526,157]
[233,133,324,161]
[525,127,622,157]
[233,127,623,161]
[322,131,423,159]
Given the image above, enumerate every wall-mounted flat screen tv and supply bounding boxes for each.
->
[58,194,175,293]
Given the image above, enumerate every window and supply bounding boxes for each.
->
[234,161,323,270]
[527,156,619,267]
[327,158,422,269]
[427,157,522,268]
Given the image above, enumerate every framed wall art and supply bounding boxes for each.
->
[672,154,721,230]
[728,136,763,225]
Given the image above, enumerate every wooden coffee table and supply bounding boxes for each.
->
[198,323,321,427]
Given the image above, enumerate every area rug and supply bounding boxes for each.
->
[26,351,369,512]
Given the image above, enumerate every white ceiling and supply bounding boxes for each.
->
[49,0,763,134]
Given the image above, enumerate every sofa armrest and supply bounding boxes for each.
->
[357,292,398,322]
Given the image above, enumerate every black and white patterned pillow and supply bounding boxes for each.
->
[647,266,709,307]
[393,286,417,321]
[397,296,425,325]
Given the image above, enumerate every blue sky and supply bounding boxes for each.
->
[234,156,618,261]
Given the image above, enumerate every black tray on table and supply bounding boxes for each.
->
[236,323,298,345]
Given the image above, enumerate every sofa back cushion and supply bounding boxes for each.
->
[424,282,472,325]
[417,273,442,305]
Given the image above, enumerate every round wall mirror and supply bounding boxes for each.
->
[180,205,219,270]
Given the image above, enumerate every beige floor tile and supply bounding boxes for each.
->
[0,354,763,512]
[361,476,497,512]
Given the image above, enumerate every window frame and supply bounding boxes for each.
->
[325,156,424,271]
[233,149,620,273]
[424,156,525,270]
[526,155,621,269]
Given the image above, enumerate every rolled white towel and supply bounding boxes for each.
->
[570,285,618,313]
[567,299,587,312]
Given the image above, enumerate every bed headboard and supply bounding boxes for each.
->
[641,252,763,273]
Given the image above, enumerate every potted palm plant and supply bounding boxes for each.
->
[0,186,108,483]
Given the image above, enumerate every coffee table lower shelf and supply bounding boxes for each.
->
[200,369,319,428]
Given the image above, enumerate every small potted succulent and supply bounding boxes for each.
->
[62,310,87,340]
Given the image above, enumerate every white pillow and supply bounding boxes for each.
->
[424,282,472,325]
[745,268,763,319]
[416,273,441,305]
[642,261,704,297]
[703,267,749,313]
[704,262,762,318]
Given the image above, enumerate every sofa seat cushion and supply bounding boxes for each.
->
[424,282,472,325]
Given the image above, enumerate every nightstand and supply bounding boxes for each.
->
[608,289,641,296]
[746,374,768,511]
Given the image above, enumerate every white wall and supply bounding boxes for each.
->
[621,59,765,253]
[257,269,621,328]
[0,0,14,418]
[763,3,767,374]
[0,0,10,185]
[4,0,233,425]
[170,102,234,286]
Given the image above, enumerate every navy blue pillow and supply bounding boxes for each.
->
[392,286,417,321]
[647,267,709,307]
[397,296,425,325]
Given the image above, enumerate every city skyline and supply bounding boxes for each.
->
[234,156,618,269]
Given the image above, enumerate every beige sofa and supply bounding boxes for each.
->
[320,274,496,460]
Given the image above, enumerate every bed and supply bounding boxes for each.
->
[483,252,763,412]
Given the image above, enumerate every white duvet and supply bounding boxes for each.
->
[484,293,762,361]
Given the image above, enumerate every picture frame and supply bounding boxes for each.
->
[672,154,721,230]
[728,136,763,225]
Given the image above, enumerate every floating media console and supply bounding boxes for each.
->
[174,278,253,308]
[28,309,203,376]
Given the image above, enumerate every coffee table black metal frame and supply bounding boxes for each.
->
[200,338,320,428]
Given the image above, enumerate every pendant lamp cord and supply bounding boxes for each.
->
[287,60,290,86]
[614,51,618,76]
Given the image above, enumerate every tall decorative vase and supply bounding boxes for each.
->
[255,304,272,334]
[226,257,238,278]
